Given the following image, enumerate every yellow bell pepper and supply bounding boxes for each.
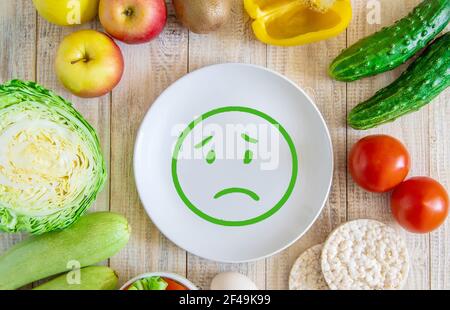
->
[244,0,352,46]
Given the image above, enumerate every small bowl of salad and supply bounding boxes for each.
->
[120,272,198,290]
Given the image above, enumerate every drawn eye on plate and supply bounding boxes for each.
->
[244,149,253,164]
[194,135,216,164]
[206,149,216,164]
[241,133,257,164]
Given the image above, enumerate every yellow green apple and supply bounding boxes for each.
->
[55,30,124,98]
[32,0,99,26]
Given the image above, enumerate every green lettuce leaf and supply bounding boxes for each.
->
[128,276,169,290]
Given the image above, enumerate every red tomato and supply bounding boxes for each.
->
[391,177,449,233]
[163,278,188,290]
[349,135,410,193]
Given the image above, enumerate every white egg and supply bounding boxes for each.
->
[210,272,258,290]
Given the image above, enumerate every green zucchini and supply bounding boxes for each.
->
[329,0,450,81]
[0,212,130,290]
[348,32,450,130]
[33,266,118,290]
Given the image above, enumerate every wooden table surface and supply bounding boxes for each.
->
[1,0,449,290]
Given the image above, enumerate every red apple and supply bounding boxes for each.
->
[99,0,167,44]
[55,30,124,98]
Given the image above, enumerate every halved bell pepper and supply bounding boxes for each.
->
[244,0,352,46]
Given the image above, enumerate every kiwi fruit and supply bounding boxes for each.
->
[172,0,231,34]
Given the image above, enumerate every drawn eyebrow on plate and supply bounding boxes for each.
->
[194,135,213,149]
[241,133,258,143]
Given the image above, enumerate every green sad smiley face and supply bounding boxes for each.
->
[172,106,298,226]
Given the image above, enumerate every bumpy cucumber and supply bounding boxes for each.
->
[0,212,130,290]
[33,266,118,290]
[330,0,450,81]
[348,33,450,130]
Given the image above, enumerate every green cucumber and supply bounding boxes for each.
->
[33,266,118,290]
[330,0,450,81]
[0,212,130,290]
[348,33,450,130]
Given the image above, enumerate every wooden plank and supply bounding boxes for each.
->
[109,5,189,286]
[429,21,450,291]
[36,19,110,216]
[0,0,36,82]
[429,21,450,287]
[186,0,267,290]
[346,0,430,290]
[34,14,111,286]
[264,15,348,291]
[429,86,450,289]
[0,0,37,290]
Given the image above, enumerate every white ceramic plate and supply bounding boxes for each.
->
[134,63,333,263]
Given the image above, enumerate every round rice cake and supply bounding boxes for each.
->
[321,219,409,290]
[289,244,328,290]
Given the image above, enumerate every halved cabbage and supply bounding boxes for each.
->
[0,80,106,234]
